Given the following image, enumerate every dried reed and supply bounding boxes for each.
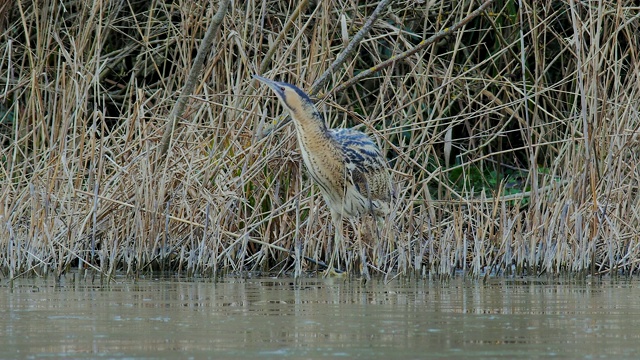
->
[1,0,639,279]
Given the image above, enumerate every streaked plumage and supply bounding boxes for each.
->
[254,75,391,273]
[327,128,391,217]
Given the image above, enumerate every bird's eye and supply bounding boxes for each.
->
[279,86,286,92]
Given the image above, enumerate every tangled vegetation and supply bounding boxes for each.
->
[1,0,639,279]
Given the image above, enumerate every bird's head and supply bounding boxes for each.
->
[253,75,316,118]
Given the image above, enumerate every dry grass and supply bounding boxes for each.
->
[1,0,640,279]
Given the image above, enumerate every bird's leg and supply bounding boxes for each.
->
[323,212,345,277]
[355,219,371,281]
[373,216,386,270]
[359,245,371,281]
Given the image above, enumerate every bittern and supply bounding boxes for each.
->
[254,75,392,275]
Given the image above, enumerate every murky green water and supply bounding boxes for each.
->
[1,274,639,359]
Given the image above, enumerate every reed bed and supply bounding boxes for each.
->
[1,0,639,279]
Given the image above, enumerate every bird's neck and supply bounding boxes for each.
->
[291,109,328,137]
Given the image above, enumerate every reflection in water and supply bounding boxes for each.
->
[1,275,639,359]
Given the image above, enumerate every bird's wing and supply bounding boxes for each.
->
[330,128,391,205]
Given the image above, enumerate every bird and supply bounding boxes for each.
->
[253,75,392,276]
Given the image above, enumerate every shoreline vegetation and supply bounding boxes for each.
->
[1,0,639,279]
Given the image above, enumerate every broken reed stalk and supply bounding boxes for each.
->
[310,0,393,95]
[256,0,392,137]
[327,0,496,98]
[158,0,231,160]
[258,0,309,75]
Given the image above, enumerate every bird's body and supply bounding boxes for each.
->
[316,128,391,218]
[254,75,391,274]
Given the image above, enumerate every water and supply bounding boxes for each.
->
[1,274,639,359]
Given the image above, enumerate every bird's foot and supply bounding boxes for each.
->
[322,266,346,278]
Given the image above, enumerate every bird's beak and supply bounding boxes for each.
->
[253,75,291,138]
[253,75,283,97]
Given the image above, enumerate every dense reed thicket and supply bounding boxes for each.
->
[1,0,639,279]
